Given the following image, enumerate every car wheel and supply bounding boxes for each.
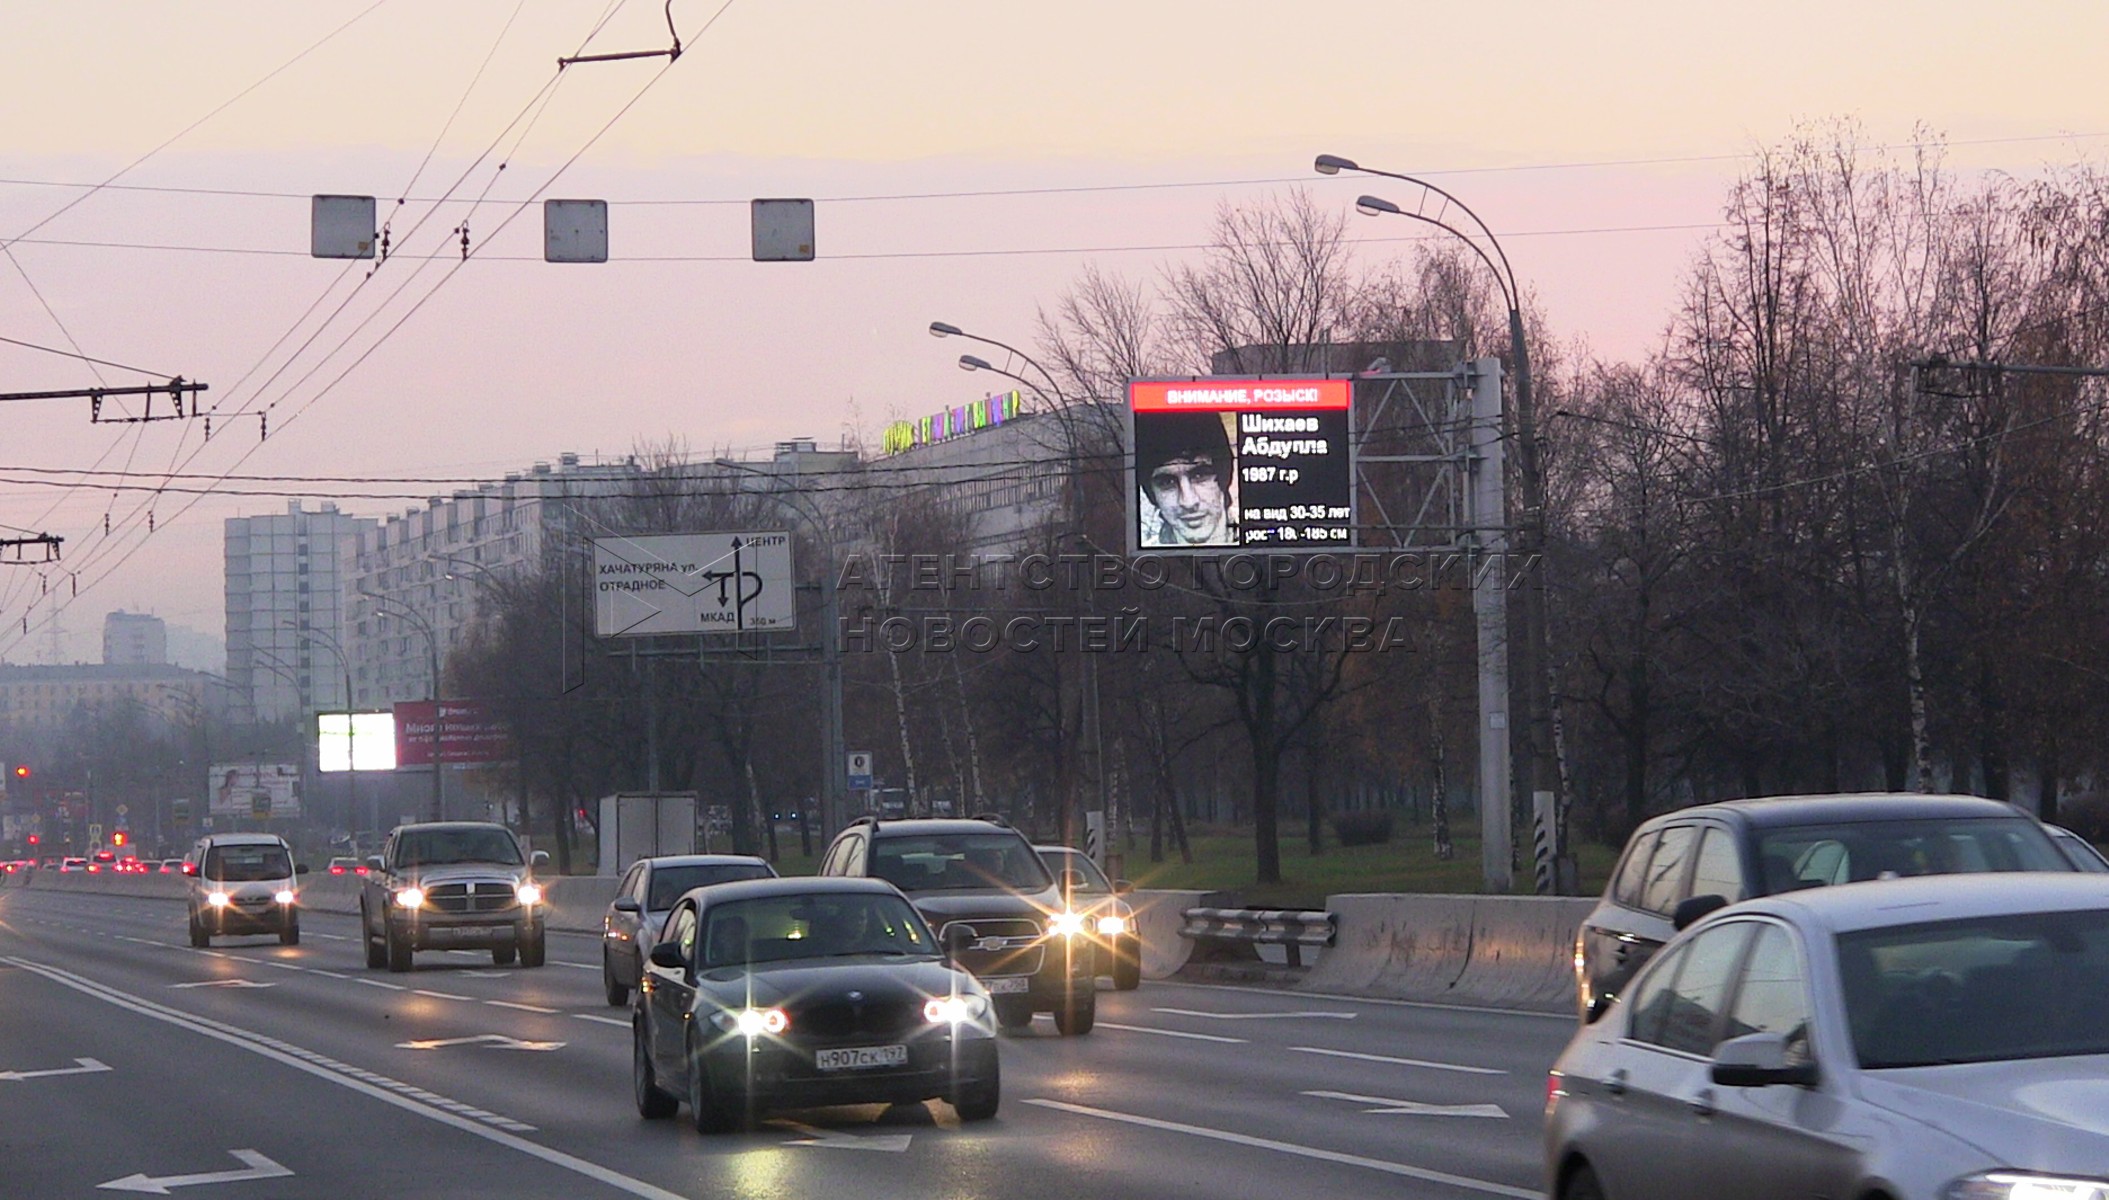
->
[362,902,386,969]
[1112,941,1142,991]
[520,926,547,968]
[1053,986,1096,1036]
[279,919,300,947]
[603,950,629,1007]
[951,1060,1000,1122]
[993,996,1034,1030]
[687,1036,741,1133]
[188,910,210,948]
[385,920,413,973]
[633,1021,678,1119]
[492,944,517,966]
[1561,1163,1607,1200]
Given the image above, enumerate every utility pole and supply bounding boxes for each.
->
[1469,358,1514,893]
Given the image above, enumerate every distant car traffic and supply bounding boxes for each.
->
[601,854,776,1006]
[819,816,1097,1034]
[631,875,999,1132]
[1546,873,2109,1200]
[1034,844,1141,991]
[186,832,306,946]
[326,856,367,876]
[1576,793,2073,1018]
[2047,824,2109,873]
[59,857,86,872]
[158,859,185,874]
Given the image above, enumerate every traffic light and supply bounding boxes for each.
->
[26,834,37,846]
[112,831,126,848]
[11,764,26,779]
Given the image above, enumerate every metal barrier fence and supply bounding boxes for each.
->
[1177,907,1336,967]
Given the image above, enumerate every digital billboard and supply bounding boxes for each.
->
[318,711,398,773]
[394,700,513,767]
[1127,378,1354,552]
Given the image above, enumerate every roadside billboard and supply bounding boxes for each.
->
[318,711,398,772]
[1128,377,1355,553]
[393,700,512,767]
[208,763,302,820]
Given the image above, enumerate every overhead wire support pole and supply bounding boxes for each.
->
[558,0,682,67]
[0,535,63,565]
[0,378,209,422]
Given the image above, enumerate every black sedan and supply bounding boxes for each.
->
[632,876,999,1132]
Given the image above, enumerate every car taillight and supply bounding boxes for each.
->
[1546,1071,1565,1112]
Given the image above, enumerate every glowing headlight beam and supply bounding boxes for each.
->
[1097,915,1129,936]
[207,891,229,908]
[1046,911,1088,938]
[924,995,989,1023]
[515,883,542,905]
[274,889,296,905]
[395,887,424,909]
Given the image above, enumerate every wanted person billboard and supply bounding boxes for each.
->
[1127,377,1354,552]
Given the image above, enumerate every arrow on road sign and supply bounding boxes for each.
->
[394,1033,564,1051]
[1303,1090,1507,1118]
[778,1121,912,1152]
[0,1056,111,1082]
[168,979,274,989]
[98,1148,293,1193]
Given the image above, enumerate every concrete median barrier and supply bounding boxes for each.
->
[1130,889,1231,980]
[1301,893,1593,1013]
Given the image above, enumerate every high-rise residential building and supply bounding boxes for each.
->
[224,501,375,725]
[102,611,168,665]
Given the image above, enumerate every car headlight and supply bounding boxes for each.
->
[1948,1173,2109,1199]
[515,883,542,906]
[1097,915,1131,936]
[207,891,229,908]
[274,889,296,905]
[1046,911,1088,938]
[924,994,990,1023]
[395,887,424,909]
[710,1007,790,1036]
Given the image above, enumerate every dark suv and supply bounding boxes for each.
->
[1576,792,2072,1019]
[817,817,1096,1035]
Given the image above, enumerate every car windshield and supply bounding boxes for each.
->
[2049,829,2109,873]
[393,828,523,868]
[1754,817,2068,893]
[699,893,934,967]
[648,863,774,910]
[870,833,1054,892]
[1040,848,1113,894]
[203,844,292,882]
[1840,908,2109,1068]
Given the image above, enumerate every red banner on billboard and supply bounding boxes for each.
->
[393,700,512,767]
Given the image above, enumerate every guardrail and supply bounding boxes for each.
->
[1178,907,1336,967]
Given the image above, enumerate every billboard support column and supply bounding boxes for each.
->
[1468,357,1513,893]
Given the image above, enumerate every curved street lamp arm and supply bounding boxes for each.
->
[963,358,1056,410]
[1361,204,1517,315]
[1347,166,1519,308]
[934,322,1068,405]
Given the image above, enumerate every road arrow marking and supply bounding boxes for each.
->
[1153,1007,1357,1021]
[0,1056,111,1081]
[778,1121,912,1152]
[1304,1090,1508,1118]
[1289,1045,1507,1076]
[395,1033,564,1051]
[169,979,273,989]
[98,1149,293,1193]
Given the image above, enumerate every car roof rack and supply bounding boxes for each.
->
[970,812,1009,827]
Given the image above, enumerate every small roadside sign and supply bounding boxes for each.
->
[846,752,873,791]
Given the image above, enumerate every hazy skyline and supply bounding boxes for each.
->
[4,1,2105,662]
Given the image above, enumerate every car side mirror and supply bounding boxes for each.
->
[648,942,689,971]
[1711,1032,1819,1088]
[531,850,550,867]
[1584,991,1616,1025]
[295,863,310,876]
[1059,869,1088,892]
[1673,893,1731,932]
[1113,879,1134,894]
[612,897,642,914]
[365,856,385,873]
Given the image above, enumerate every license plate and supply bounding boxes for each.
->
[984,975,1029,994]
[815,1045,908,1071]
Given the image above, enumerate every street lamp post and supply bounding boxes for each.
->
[1318,152,1563,892]
[361,589,443,821]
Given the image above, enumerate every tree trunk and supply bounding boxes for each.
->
[2040,737,2062,825]
[1253,737,1282,885]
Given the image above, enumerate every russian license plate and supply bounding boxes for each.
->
[815,1045,908,1071]
[984,975,1029,994]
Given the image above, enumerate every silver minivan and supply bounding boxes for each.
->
[187,832,307,946]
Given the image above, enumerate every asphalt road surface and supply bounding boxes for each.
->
[0,886,1573,1199]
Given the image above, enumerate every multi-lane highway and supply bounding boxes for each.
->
[0,885,1571,1199]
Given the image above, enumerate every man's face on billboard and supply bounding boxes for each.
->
[1147,453,1229,544]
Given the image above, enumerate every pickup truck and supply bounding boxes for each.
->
[360,821,548,971]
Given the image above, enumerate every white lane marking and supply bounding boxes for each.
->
[552,962,595,971]
[3,957,697,1198]
[1305,1090,1508,1118]
[169,980,273,990]
[1026,1099,1536,1199]
[197,951,228,959]
[98,1148,293,1193]
[1158,979,1576,1022]
[258,961,305,972]
[572,1013,630,1027]
[457,971,511,979]
[1152,1007,1356,1021]
[0,1056,112,1082]
[1289,1046,1506,1076]
[486,1000,558,1014]
[778,1121,912,1152]
[396,1034,564,1051]
[309,933,350,941]
[412,989,473,1001]
[355,979,405,991]
[309,970,350,980]
[1097,1021,1245,1044]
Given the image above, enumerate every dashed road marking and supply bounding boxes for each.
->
[413,989,473,1001]
[1098,1022,1246,1044]
[571,1013,629,1028]
[486,1000,558,1014]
